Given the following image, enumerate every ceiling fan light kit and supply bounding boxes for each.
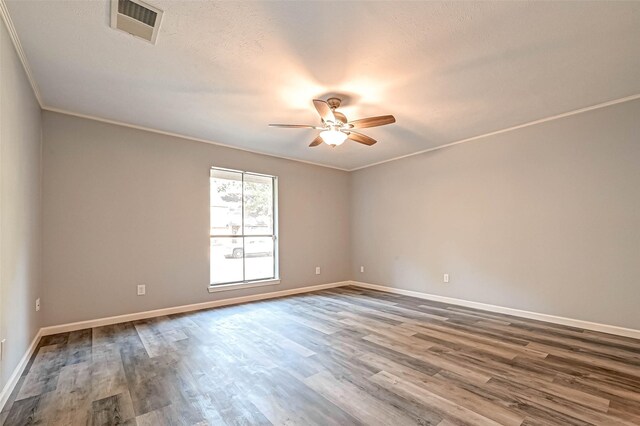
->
[320,129,348,146]
[269,97,396,148]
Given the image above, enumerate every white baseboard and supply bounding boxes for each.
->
[350,281,640,340]
[6,279,637,414]
[40,281,351,336]
[2,281,350,412]
[0,329,42,412]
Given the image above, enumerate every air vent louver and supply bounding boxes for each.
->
[110,0,163,44]
[118,0,157,27]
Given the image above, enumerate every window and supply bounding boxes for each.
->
[210,167,278,288]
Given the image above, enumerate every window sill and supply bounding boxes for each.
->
[208,279,281,293]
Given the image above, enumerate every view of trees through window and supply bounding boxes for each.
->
[210,168,277,285]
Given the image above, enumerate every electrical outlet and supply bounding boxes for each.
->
[35,298,40,312]
[315,266,321,275]
[443,273,450,283]
[360,266,365,273]
[137,284,146,296]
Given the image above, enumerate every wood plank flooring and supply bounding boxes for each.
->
[2,286,640,425]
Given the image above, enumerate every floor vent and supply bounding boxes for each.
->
[110,0,163,44]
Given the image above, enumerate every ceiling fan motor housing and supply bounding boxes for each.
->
[326,97,342,109]
[324,98,347,123]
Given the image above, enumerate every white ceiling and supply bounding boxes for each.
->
[6,1,640,170]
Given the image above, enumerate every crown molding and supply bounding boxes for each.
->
[3,1,639,173]
[42,106,350,172]
[45,93,640,174]
[1,0,349,172]
[0,0,43,107]
[348,93,640,172]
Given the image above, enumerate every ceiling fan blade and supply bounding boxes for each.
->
[347,131,377,146]
[268,124,318,128]
[313,99,336,123]
[348,115,396,129]
[309,135,323,147]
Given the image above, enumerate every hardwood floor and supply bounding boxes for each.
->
[2,286,640,425]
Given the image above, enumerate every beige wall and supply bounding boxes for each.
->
[351,98,640,330]
[38,86,640,331]
[41,112,350,326]
[0,20,42,387]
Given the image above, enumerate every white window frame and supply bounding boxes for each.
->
[208,167,279,292]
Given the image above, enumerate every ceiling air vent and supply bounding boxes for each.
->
[110,0,163,44]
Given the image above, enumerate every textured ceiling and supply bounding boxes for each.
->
[6,1,640,170]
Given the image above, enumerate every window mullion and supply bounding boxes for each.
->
[241,172,246,282]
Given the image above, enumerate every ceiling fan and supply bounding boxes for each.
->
[269,98,396,147]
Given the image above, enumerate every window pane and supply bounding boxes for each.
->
[243,174,273,236]
[244,236,275,281]
[210,168,278,286]
[210,237,243,284]
[210,169,242,236]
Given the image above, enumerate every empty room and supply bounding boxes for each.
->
[1,1,639,425]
